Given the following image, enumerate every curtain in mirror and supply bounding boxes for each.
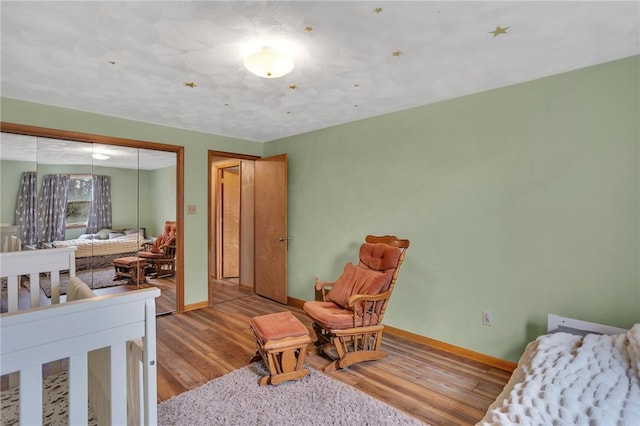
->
[15,171,37,245]
[86,175,112,233]
[37,174,70,244]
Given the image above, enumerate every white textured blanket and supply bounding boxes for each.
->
[478,323,640,425]
[53,234,141,258]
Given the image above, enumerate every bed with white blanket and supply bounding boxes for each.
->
[478,315,640,425]
[1,247,160,425]
[52,231,143,270]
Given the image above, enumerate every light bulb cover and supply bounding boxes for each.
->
[92,153,110,160]
[244,46,294,79]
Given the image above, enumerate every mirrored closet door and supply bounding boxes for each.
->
[0,131,178,315]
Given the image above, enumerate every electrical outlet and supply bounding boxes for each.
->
[482,310,494,326]
[187,204,196,214]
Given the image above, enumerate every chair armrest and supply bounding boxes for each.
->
[158,237,176,252]
[314,277,335,302]
[158,241,174,251]
[140,241,153,251]
[348,290,393,326]
[347,290,392,307]
[314,279,334,292]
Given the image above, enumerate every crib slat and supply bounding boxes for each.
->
[143,298,158,426]
[50,270,61,305]
[110,342,127,425]
[69,353,89,425]
[128,340,144,425]
[7,275,18,312]
[28,272,40,308]
[20,365,42,426]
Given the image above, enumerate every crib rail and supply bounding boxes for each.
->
[1,287,160,425]
[1,246,76,309]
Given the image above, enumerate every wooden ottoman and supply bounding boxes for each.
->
[113,257,147,285]
[249,311,312,386]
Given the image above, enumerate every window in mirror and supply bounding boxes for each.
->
[66,175,92,228]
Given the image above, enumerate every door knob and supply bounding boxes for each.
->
[278,236,289,242]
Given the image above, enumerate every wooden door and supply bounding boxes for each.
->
[221,166,240,278]
[254,154,288,303]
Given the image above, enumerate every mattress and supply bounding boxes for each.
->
[478,323,640,425]
[53,234,141,258]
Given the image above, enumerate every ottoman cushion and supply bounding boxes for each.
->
[250,311,309,342]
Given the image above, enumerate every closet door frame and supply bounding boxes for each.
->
[1,122,185,312]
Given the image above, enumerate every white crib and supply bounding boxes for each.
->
[1,247,160,425]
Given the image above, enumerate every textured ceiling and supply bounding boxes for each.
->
[0,132,176,170]
[1,1,639,143]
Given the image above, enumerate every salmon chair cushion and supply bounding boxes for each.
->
[358,242,402,272]
[150,234,175,254]
[303,301,381,330]
[138,221,176,259]
[325,262,394,310]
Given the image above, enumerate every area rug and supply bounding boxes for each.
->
[0,371,98,426]
[158,362,425,425]
[38,267,129,298]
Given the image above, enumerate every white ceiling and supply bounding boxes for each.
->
[1,1,639,144]
[0,132,176,170]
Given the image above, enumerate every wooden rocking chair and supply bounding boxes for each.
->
[303,235,409,372]
[138,220,176,278]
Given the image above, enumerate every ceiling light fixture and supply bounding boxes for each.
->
[244,46,294,79]
[92,153,110,160]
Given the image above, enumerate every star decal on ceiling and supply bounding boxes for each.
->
[304,26,313,32]
[374,7,383,14]
[289,84,297,90]
[184,82,197,88]
[489,26,510,37]
[392,50,402,57]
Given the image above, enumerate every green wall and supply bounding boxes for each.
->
[150,165,177,237]
[0,98,263,306]
[265,55,640,361]
[2,56,638,362]
[0,160,34,225]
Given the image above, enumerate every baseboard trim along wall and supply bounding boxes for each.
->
[185,300,210,312]
[288,296,516,373]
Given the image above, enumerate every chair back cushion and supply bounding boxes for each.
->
[151,234,176,253]
[326,262,394,309]
[359,242,402,271]
[164,221,177,237]
[150,221,177,253]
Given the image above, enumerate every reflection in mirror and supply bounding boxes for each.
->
[0,132,177,315]
[1,133,36,252]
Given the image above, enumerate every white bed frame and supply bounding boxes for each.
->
[547,313,628,335]
[1,247,160,425]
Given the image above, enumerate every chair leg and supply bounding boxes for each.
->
[315,325,388,372]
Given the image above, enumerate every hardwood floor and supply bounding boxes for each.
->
[156,280,511,425]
